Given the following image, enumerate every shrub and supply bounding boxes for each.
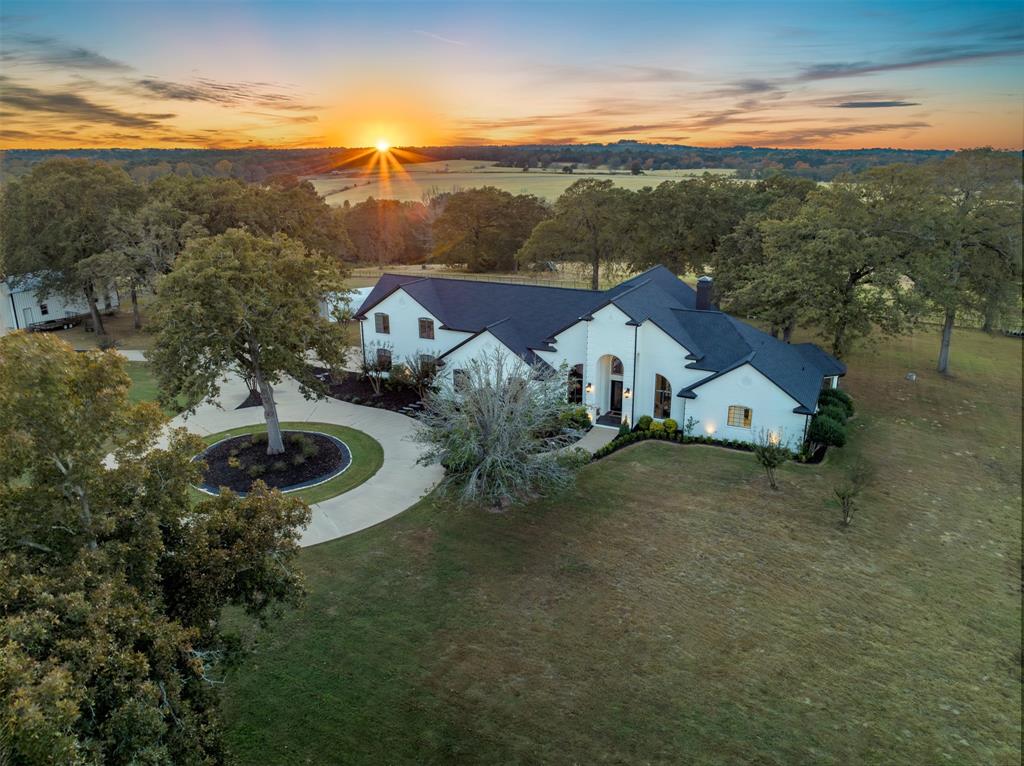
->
[818,404,848,425]
[662,418,678,433]
[271,460,287,473]
[819,388,854,418]
[617,420,631,437]
[649,421,665,434]
[559,406,591,432]
[227,456,242,470]
[289,433,307,447]
[250,432,268,445]
[301,441,318,458]
[247,464,265,478]
[636,415,654,431]
[808,414,847,448]
[291,453,307,467]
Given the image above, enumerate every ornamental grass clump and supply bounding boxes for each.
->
[414,349,585,510]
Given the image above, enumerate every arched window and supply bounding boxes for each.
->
[610,357,624,376]
[653,374,672,419]
[567,364,584,404]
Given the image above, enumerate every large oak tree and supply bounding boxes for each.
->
[0,159,141,335]
[148,229,350,455]
[0,333,310,764]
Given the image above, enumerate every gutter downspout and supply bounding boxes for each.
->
[359,318,365,371]
[630,324,638,426]
[9,288,19,330]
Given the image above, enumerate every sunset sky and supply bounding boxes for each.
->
[1,1,1022,150]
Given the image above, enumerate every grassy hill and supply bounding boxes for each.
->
[220,326,1022,765]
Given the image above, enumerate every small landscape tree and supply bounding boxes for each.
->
[834,461,873,526]
[361,342,393,396]
[414,348,586,509]
[753,428,790,490]
[403,351,438,399]
[149,229,350,455]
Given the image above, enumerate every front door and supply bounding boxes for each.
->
[609,380,623,414]
[22,307,33,328]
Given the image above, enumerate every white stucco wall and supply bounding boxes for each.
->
[631,321,707,424]
[359,287,471,364]
[436,331,518,381]
[534,319,588,371]
[680,363,808,448]
[1,282,118,333]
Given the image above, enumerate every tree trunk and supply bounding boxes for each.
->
[252,362,285,455]
[769,324,779,339]
[782,318,796,344]
[85,285,106,336]
[590,255,599,291]
[131,285,141,330]
[937,307,955,374]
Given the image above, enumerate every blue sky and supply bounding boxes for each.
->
[1,0,1021,148]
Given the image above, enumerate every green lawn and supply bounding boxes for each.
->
[125,361,189,416]
[221,327,1022,765]
[197,422,383,504]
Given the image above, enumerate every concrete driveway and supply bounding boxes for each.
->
[163,373,442,547]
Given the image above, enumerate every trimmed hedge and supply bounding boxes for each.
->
[817,404,848,425]
[819,387,854,418]
[636,415,654,431]
[592,428,757,461]
[808,413,847,448]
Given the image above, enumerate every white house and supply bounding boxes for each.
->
[1,276,119,335]
[353,266,845,448]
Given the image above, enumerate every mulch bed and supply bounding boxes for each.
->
[197,430,350,494]
[236,390,263,409]
[311,367,420,410]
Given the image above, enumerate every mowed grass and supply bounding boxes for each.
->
[196,422,384,505]
[221,326,1021,765]
[124,361,189,416]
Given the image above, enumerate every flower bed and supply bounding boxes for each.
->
[196,430,351,495]
[311,367,421,412]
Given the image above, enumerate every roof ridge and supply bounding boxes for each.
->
[404,274,603,294]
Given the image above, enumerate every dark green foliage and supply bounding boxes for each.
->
[559,406,591,432]
[636,415,654,431]
[271,460,288,473]
[247,463,266,478]
[808,414,847,448]
[817,404,849,425]
[617,420,631,437]
[291,453,307,467]
[663,418,678,433]
[819,387,855,418]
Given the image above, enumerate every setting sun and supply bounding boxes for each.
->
[375,139,390,152]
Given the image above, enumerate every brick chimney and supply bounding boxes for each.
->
[696,275,713,311]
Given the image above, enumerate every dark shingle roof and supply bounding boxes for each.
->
[356,266,845,412]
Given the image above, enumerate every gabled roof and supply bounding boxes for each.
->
[356,265,845,411]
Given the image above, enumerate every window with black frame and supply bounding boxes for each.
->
[653,374,672,419]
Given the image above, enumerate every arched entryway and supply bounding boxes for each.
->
[594,354,624,426]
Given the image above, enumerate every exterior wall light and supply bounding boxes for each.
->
[585,382,594,394]
[623,388,632,399]
[769,431,781,445]
[705,423,716,435]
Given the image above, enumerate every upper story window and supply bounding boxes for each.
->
[418,317,435,339]
[376,347,392,369]
[39,303,49,316]
[419,353,437,373]
[374,312,390,334]
[727,405,752,429]
[653,374,672,419]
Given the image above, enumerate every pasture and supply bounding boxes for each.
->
[220,326,1023,765]
[309,159,736,204]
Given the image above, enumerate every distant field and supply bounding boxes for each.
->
[309,159,736,204]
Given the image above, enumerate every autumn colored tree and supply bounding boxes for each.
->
[148,229,350,455]
[0,333,310,764]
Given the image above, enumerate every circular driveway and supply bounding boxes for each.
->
[161,373,442,547]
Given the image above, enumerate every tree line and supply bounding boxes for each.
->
[2,150,1020,375]
[2,143,955,183]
